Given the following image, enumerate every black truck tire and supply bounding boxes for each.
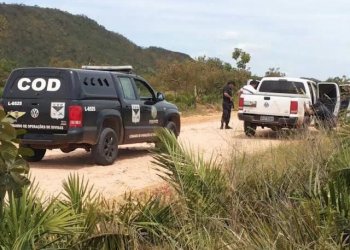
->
[244,121,256,137]
[92,128,118,166]
[166,121,178,138]
[20,145,46,162]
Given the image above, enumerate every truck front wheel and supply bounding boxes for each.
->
[244,122,256,137]
[166,121,178,138]
[92,128,118,166]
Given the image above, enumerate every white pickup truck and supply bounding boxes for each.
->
[238,77,341,136]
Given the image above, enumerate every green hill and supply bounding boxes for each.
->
[0,4,192,72]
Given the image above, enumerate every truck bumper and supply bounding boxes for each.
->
[238,113,299,127]
[19,127,96,146]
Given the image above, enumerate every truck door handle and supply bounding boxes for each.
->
[264,97,270,100]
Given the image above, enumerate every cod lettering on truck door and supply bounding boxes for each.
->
[2,69,72,132]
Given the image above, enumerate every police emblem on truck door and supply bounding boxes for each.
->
[51,102,65,119]
[131,104,140,123]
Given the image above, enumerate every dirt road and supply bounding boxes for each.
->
[29,112,284,199]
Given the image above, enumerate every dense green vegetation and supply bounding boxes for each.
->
[146,56,254,110]
[0,4,191,74]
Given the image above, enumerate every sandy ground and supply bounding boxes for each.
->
[29,112,286,199]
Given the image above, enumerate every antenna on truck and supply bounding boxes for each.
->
[81,65,133,74]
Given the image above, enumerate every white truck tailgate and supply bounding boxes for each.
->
[242,94,304,117]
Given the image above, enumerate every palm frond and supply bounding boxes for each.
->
[0,181,83,249]
[151,129,230,217]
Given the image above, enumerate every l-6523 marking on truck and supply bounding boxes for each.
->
[8,101,22,106]
[84,106,96,112]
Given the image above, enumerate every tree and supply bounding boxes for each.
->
[326,75,349,84]
[223,63,232,71]
[265,67,286,77]
[232,48,251,70]
[149,56,252,107]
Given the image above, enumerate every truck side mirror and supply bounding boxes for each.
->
[157,92,165,102]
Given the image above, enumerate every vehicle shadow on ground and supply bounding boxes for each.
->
[233,128,320,140]
[29,145,153,170]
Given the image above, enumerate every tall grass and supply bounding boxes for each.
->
[224,133,339,249]
[2,128,350,249]
[151,129,350,249]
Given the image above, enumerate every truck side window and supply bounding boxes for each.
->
[134,79,154,100]
[119,77,136,100]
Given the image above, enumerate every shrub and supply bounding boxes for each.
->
[0,107,32,216]
[168,92,196,111]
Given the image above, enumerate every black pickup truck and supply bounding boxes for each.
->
[0,66,180,165]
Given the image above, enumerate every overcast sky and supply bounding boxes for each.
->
[3,0,349,80]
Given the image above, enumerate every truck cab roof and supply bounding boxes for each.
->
[261,77,315,83]
[261,77,317,84]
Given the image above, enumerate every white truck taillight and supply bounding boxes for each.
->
[69,105,83,128]
[290,101,298,114]
[239,98,244,110]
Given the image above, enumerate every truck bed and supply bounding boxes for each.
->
[239,92,310,127]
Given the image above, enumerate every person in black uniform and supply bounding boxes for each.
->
[220,81,236,129]
[304,97,336,130]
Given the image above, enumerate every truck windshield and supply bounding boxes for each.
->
[259,80,306,94]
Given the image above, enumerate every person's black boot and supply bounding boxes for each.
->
[220,123,224,129]
[225,124,232,129]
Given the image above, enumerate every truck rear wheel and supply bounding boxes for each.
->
[244,122,256,137]
[20,145,46,162]
[92,128,118,166]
